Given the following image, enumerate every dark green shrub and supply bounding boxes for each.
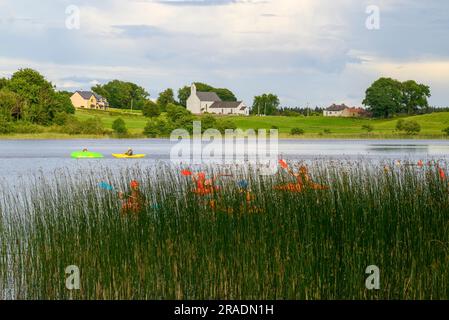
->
[61,116,106,135]
[142,100,161,118]
[215,119,237,134]
[200,115,217,132]
[81,117,106,135]
[0,117,13,134]
[12,122,44,134]
[396,119,421,134]
[396,119,405,131]
[143,118,172,137]
[53,112,69,126]
[362,124,374,132]
[442,127,449,136]
[112,117,128,135]
[402,121,421,134]
[290,128,305,135]
[166,103,192,123]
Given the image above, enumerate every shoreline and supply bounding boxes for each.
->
[0,133,448,141]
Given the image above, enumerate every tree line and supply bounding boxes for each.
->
[91,79,286,117]
[0,69,74,127]
[0,67,443,138]
[363,78,432,118]
[91,81,238,112]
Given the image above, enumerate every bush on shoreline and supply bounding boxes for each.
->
[59,116,108,135]
[290,127,305,135]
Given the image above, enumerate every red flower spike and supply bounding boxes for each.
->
[279,159,289,169]
[181,170,193,176]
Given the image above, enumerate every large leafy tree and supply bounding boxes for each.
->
[401,80,431,114]
[177,82,237,107]
[166,103,193,123]
[142,100,161,118]
[363,78,403,118]
[157,88,175,111]
[177,86,190,107]
[363,78,431,118]
[92,80,149,110]
[166,103,195,132]
[52,92,75,115]
[6,68,74,124]
[194,83,237,101]
[0,89,24,121]
[0,78,8,90]
[251,93,280,115]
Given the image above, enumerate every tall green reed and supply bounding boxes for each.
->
[1,161,449,299]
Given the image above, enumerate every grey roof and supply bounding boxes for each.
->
[326,104,348,112]
[76,91,95,100]
[76,91,106,101]
[93,93,106,101]
[209,101,243,109]
[197,91,221,102]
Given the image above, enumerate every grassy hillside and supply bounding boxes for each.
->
[74,109,449,139]
[229,113,449,137]
[75,109,148,133]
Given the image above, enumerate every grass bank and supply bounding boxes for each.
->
[1,162,449,299]
[2,109,449,139]
[75,109,449,139]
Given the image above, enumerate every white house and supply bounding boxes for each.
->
[323,104,367,118]
[323,104,348,117]
[186,83,249,116]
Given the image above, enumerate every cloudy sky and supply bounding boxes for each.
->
[0,0,448,107]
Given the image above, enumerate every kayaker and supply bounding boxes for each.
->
[119,180,145,216]
[125,148,134,156]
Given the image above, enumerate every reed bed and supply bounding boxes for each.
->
[1,161,449,300]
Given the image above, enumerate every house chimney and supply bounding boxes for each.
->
[191,83,197,95]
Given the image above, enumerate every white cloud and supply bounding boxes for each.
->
[0,0,448,106]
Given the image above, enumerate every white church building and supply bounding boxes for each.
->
[186,83,249,116]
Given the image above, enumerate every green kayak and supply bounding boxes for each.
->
[71,151,104,159]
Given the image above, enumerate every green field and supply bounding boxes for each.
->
[3,108,445,139]
[74,109,449,139]
[75,109,149,134]
[230,113,449,137]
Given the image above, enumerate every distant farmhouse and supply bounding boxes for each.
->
[70,91,109,110]
[186,84,249,116]
[323,104,368,118]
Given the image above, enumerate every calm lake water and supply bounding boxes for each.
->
[0,139,448,185]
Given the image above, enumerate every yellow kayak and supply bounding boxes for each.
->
[112,154,146,159]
